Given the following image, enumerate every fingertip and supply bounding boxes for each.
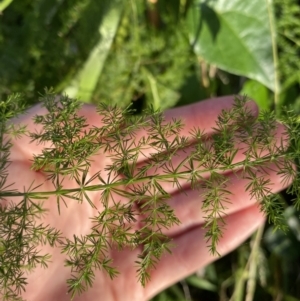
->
[165,95,259,135]
[243,97,259,117]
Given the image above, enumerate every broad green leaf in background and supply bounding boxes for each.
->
[64,1,123,102]
[187,0,276,91]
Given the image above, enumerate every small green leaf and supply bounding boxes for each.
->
[240,79,271,111]
[186,275,217,292]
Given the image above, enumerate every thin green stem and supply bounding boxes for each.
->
[0,152,286,200]
[266,0,280,110]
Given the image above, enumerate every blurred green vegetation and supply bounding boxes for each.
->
[1,0,300,300]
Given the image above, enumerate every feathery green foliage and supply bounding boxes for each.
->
[0,91,299,300]
[275,0,300,86]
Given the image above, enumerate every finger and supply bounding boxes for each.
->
[144,204,265,300]
[163,160,291,236]
[165,96,258,135]
[9,103,100,160]
[142,95,258,142]
[130,96,259,164]
[9,96,257,158]
[130,122,288,195]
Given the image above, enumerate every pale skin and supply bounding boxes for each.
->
[6,96,290,301]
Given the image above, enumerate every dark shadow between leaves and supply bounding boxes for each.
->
[192,2,221,48]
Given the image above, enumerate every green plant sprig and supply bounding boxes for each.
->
[0,91,299,300]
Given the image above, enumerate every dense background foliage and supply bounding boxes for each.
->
[1,0,300,300]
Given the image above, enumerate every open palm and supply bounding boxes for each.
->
[6,96,289,301]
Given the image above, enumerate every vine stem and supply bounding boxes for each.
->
[266,0,280,110]
[0,152,285,199]
[245,223,265,301]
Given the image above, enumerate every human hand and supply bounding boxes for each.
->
[6,96,290,301]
